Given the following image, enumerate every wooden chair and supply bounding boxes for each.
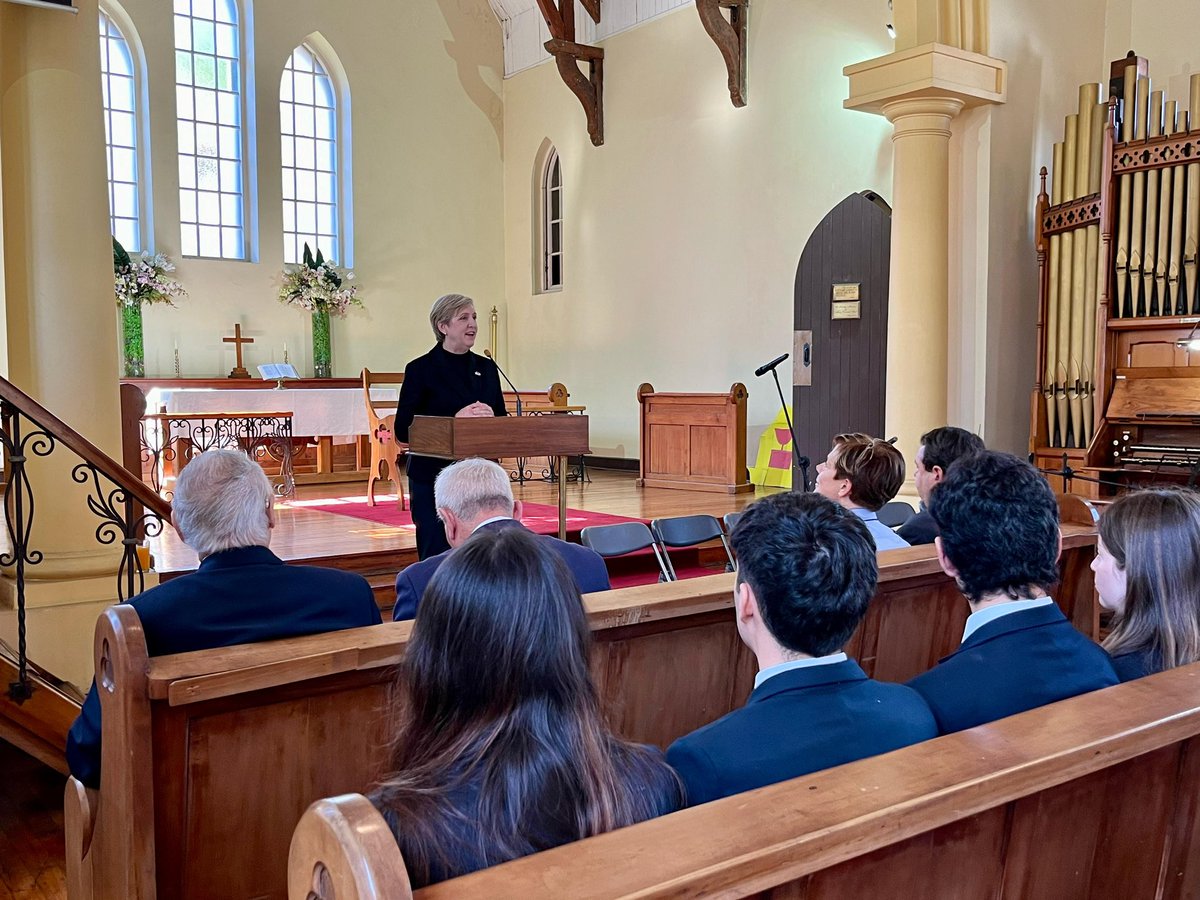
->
[361,369,406,508]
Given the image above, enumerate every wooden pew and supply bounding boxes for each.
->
[292,663,1200,899]
[63,527,1098,900]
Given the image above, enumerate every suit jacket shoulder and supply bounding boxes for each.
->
[897,510,938,545]
[907,604,1118,733]
[667,662,936,806]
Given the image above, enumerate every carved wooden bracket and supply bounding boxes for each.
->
[536,0,605,146]
[696,0,748,108]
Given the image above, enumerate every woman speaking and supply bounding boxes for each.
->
[395,294,507,559]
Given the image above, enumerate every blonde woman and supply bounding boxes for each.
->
[395,294,506,558]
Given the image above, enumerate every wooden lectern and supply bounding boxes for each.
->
[407,415,590,539]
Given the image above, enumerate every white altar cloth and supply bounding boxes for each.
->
[154,387,398,438]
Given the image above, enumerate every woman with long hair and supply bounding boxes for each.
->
[1093,487,1200,681]
[369,526,681,887]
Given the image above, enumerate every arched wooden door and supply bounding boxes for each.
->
[791,191,892,489]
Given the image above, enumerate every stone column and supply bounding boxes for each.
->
[845,44,1006,496]
[881,96,963,479]
[0,0,144,688]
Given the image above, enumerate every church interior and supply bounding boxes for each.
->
[2,0,1200,896]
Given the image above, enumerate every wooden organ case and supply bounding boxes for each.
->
[1032,54,1200,497]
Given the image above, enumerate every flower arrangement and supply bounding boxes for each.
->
[113,238,187,308]
[277,243,362,317]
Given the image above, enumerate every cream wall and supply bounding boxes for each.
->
[500,1,894,457]
[117,0,505,378]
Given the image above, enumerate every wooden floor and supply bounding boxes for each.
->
[0,740,65,900]
[150,467,777,573]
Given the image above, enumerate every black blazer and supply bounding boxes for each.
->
[393,519,610,620]
[665,659,938,806]
[373,742,681,888]
[395,344,507,483]
[896,509,938,545]
[1111,647,1160,682]
[906,602,1119,734]
[65,546,381,788]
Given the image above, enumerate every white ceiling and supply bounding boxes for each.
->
[486,0,693,76]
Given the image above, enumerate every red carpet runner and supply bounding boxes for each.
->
[286,495,642,536]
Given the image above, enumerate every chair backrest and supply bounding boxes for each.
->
[877,500,915,528]
[361,369,404,427]
[580,522,673,581]
[651,514,735,578]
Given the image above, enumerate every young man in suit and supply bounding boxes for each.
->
[814,432,911,550]
[897,426,985,546]
[665,492,937,806]
[906,451,1118,733]
[66,450,381,789]
[393,457,610,620]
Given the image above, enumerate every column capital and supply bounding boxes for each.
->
[843,42,1006,117]
[882,96,965,137]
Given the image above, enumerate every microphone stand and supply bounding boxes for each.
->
[766,366,809,492]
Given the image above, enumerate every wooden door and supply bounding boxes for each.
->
[791,191,891,489]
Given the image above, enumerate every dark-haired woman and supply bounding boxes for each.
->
[1092,488,1200,681]
[369,527,681,887]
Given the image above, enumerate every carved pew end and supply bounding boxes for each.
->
[289,794,412,900]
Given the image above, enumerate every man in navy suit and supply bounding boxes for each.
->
[896,426,984,546]
[66,450,381,789]
[665,492,937,806]
[906,451,1118,734]
[393,457,609,620]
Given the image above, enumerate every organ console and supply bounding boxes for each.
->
[1031,52,1200,497]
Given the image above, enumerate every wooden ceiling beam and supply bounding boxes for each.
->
[696,0,748,108]
[537,1,606,146]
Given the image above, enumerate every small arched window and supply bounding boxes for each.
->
[100,8,144,251]
[540,148,563,292]
[174,0,249,259]
[280,43,341,264]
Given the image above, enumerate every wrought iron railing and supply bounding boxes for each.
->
[0,378,171,702]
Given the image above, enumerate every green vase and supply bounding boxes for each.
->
[121,303,145,377]
[312,309,331,378]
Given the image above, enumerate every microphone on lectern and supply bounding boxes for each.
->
[484,350,522,416]
[754,353,789,378]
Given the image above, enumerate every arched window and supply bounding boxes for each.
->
[100,8,144,252]
[540,147,563,292]
[280,43,341,264]
[174,0,248,259]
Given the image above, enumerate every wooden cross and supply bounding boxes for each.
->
[223,323,254,379]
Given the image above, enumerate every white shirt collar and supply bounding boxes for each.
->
[471,515,515,534]
[962,597,1055,643]
[754,652,848,690]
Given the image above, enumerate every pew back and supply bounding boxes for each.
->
[294,664,1200,900]
[66,528,1098,900]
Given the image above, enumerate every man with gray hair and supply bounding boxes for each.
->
[392,457,610,620]
[66,450,380,789]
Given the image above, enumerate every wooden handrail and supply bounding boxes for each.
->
[0,377,171,522]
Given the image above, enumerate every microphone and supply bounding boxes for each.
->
[754,353,789,378]
[484,350,522,416]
